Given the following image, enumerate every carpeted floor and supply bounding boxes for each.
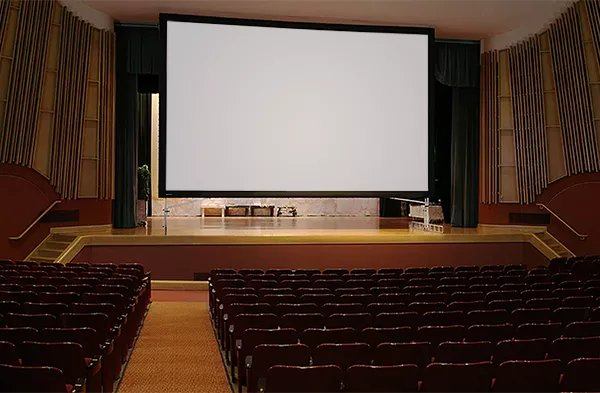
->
[118,302,231,393]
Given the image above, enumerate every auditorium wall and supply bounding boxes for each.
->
[148,95,380,217]
[0,0,115,260]
[479,0,600,255]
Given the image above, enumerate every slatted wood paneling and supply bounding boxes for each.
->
[0,0,53,166]
[97,30,115,199]
[480,51,498,203]
[481,1,600,204]
[509,37,548,203]
[50,8,92,199]
[0,0,115,200]
[548,5,599,174]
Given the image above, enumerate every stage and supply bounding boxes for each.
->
[51,217,556,280]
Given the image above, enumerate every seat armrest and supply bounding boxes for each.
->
[102,339,114,355]
[110,326,121,340]
[245,355,253,369]
[71,377,86,393]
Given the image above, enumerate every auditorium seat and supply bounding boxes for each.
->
[373,342,433,368]
[345,364,419,393]
[493,338,548,365]
[377,293,412,304]
[414,292,449,303]
[451,291,484,302]
[5,313,57,330]
[488,299,524,312]
[421,311,464,326]
[281,313,324,332]
[321,303,365,317]
[360,327,413,348]
[261,294,297,307]
[300,328,358,352]
[299,294,335,306]
[0,327,39,355]
[466,323,514,344]
[367,302,406,316]
[280,280,310,291]
[551,306,590,326]
[0,340,19,365]
[447,300,486,313]
[230,313,279,365]
[525,297,561,310]
[421,362,493,392]
[296,287,331,297]
[236,328,298,387]
[21,341,101,392]
[265,365,342,393]
[408,301,446,314]
[0,300,21,316]
[434,341,493,363]
[548,336,600,363]
[0,364,76,393]
[338,294,374,305]
[275,303,319,317]
[466,309,509,326]
[560,358,600,392]
[344,279,375,290]
[334,287,365,297]
[22,302,69,317]
[416,325,465,346]
[312,343,371,371]
[493,359,562,392]
[564,321,600,337]
[375,312,418,329]
[247,344,311,393]
[39,292,80,305]
[563,295,595,307]
[516,322,562,341]
[510,308,552,325]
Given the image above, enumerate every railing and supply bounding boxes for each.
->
[536,203,588,240]
[9,200,61,241]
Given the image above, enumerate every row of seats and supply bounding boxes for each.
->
[210,262,600,392]
[0,260,151,393]
[258,358,597,392]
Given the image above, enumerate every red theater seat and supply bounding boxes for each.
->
[300,328,358,352]
[421,362,494,392]
[434,341,493,363]
[493,338,548,365]
[247,344,310,393]
[313,343,371,371]
[373,341,433,368]
[265,365,342,393]
[561,358,600,392]
[493,359,562,392]
[360,327,413,348]
[345,365,419,393]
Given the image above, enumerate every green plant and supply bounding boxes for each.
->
[137,165,150,201]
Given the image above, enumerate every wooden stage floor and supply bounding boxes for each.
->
[56,217,552,279]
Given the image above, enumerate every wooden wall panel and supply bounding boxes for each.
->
[509,37,548,203]
[0,0,53,166]
[548,5,598,174]
[481,1,600,204]
[0,0,114,201]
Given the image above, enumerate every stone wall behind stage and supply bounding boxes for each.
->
[151,197,379,217]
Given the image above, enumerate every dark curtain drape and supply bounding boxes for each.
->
[113,72,138,228]
[435,41,480,228]
[137,93,152,215]
[113,24,159,228]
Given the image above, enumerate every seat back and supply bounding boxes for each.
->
[321,303,365,317]
[300,328,358,351]
[59,313,110,339]
[561,358,600,392]
[0,364,68,393]
[373,342,433,368]
[548,336,600,363]
[494,359,562,392]
[360,327,413,348]
[5,313,57,330]
[375,312,419,328]
[345,365,419,393]
[326,313,372,331]
[435,341,493,363]
[22,303,68,317]
[280,313,324,332]
[265,365,342,393]
[564,321,600,337]
[421,362,493,392]
[40,327,101,358]
[275,303,319,317]
[416,325,465,346]
[466,323,514,344]
[21,341,86,384]
[0,341,19,365]
[251,344,311,391]
[493,338,548,365]
[313,343,371,370]
[515,322,561,341]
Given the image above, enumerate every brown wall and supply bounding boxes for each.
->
[0,164,111,261]
[480,172,600,256]
[73,242,548,280]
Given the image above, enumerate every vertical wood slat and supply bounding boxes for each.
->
[49,7,91,199]
[480,51,500,204]
[549,5,599,175]
[508,37,548,204]
[587,0,600,67]
[98,30,115,199]
[0,0,52,166]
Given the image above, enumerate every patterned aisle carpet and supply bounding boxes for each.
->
[118,302,231,393]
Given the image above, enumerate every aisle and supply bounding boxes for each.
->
[118,301,231,393]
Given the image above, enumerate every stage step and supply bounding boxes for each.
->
[538,231,575,258]
[27,233,77,264]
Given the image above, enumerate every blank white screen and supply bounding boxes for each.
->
[165,20,429,193]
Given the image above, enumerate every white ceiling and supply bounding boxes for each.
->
[81,0,574,40]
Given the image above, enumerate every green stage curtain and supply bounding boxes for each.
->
[435,40,480,228]
[113,24,158,228]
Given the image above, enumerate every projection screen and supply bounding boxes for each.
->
[159,15,434,197]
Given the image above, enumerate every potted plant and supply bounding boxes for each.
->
[137,164,150,226]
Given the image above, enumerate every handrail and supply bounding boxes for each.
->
[536,203,587,240]
[9,200,61,241]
